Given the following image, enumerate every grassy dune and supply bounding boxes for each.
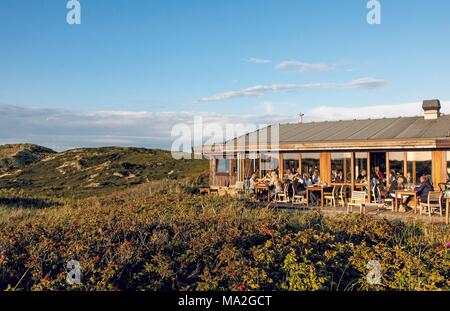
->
[0,147,208,198]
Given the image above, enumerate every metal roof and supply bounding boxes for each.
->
[226,115,450,146]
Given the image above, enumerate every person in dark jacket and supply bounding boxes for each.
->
[416,175,433,203]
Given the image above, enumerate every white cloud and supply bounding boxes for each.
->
[305,101,450,122]
[2,100,447,151]
[0,104,293,151]
[276,60,332,72]
[245,57,272,64]
[195,77,388,103]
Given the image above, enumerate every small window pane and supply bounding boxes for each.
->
[216,159,230,174]
[301,153,320,176]
[389,152,404,183]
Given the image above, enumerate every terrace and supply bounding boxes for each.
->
[201,100,450,226]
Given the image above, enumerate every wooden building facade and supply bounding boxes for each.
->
[203,100,450,197]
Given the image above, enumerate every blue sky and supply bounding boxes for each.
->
[0,0,449,150]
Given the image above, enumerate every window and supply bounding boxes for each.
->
[388,152,404,183]
[232,159,238,176]
[244,153,259,179]
[301,153,320,176]
[331,153,351,183]
[407,152,432,184]
[261,153,279,178]
[355,152,368,183]
[216,159,230,174]
[283,153,300,175]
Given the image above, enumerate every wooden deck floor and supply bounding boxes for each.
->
[264,202,448,225]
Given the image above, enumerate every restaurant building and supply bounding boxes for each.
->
[201,100,450,200]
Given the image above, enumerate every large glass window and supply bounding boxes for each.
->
[232,159,238,176]
[216,159,230,174]
[301,153,320,176]
[331,153,352,183]
[388,152,404,183]
[407,152,432,184]
[261,153,279,178]
[244,153,260,178]
[355,152,368,183]
[283,153,300,175]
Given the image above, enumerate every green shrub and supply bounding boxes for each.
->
[0,183,449,291]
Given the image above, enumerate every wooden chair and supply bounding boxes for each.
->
[275,184,290,204]
[324,185,338,208]
[218,187,228,196]
[291,184,306,209]
[438,183,447,193]
[371,185,382,204]
[383,197,395,211]
[209,186,220,195]
[338,184,348,207]
[235,182,245,194]
[347,191,367,214]
[419,191,443,217]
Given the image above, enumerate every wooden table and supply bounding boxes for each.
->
[354,183,367,191]
[394,190,418,213]
[199,187,210,195]
[306,186,331,208]
[255,184,270,203]
[446,198,449,225]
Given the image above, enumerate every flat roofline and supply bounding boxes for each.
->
[197,137,450,154]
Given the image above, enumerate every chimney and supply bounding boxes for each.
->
[422,99,441,120]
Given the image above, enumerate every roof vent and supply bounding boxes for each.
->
[422,99,441,120]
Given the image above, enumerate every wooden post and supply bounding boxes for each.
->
[320,152,331,185]
[403,152,408,178]
[299,153,303,174]
[351,153,355,191]
[367,153,371,203]
[386,152,390,187]
[432,150,447,190]
[279,153,284,178]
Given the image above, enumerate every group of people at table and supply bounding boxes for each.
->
[248,166,434,212]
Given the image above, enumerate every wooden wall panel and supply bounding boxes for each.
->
[320,152,331,184]
[432,151,447,189]
[209,158,236,187]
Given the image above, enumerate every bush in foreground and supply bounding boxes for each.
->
[0,183,449,291]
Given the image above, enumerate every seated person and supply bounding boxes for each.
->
[335,170,344,183]
[357,169,367,183]
[389,176,409,212]
[406,172,413,185]
[389,170,398,185]
[311,170,321,185]
[284,169,295,182]
[249,173,257,193]
[295,168,304,181]
[303,173,312,187]
[303,173,319,205]
[292,172,306,195]
[373,166,385,183]
[269,171,283,197]
[416,175,433,203]
[264,171,273,180]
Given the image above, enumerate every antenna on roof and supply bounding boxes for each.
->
[298,113,305,123]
